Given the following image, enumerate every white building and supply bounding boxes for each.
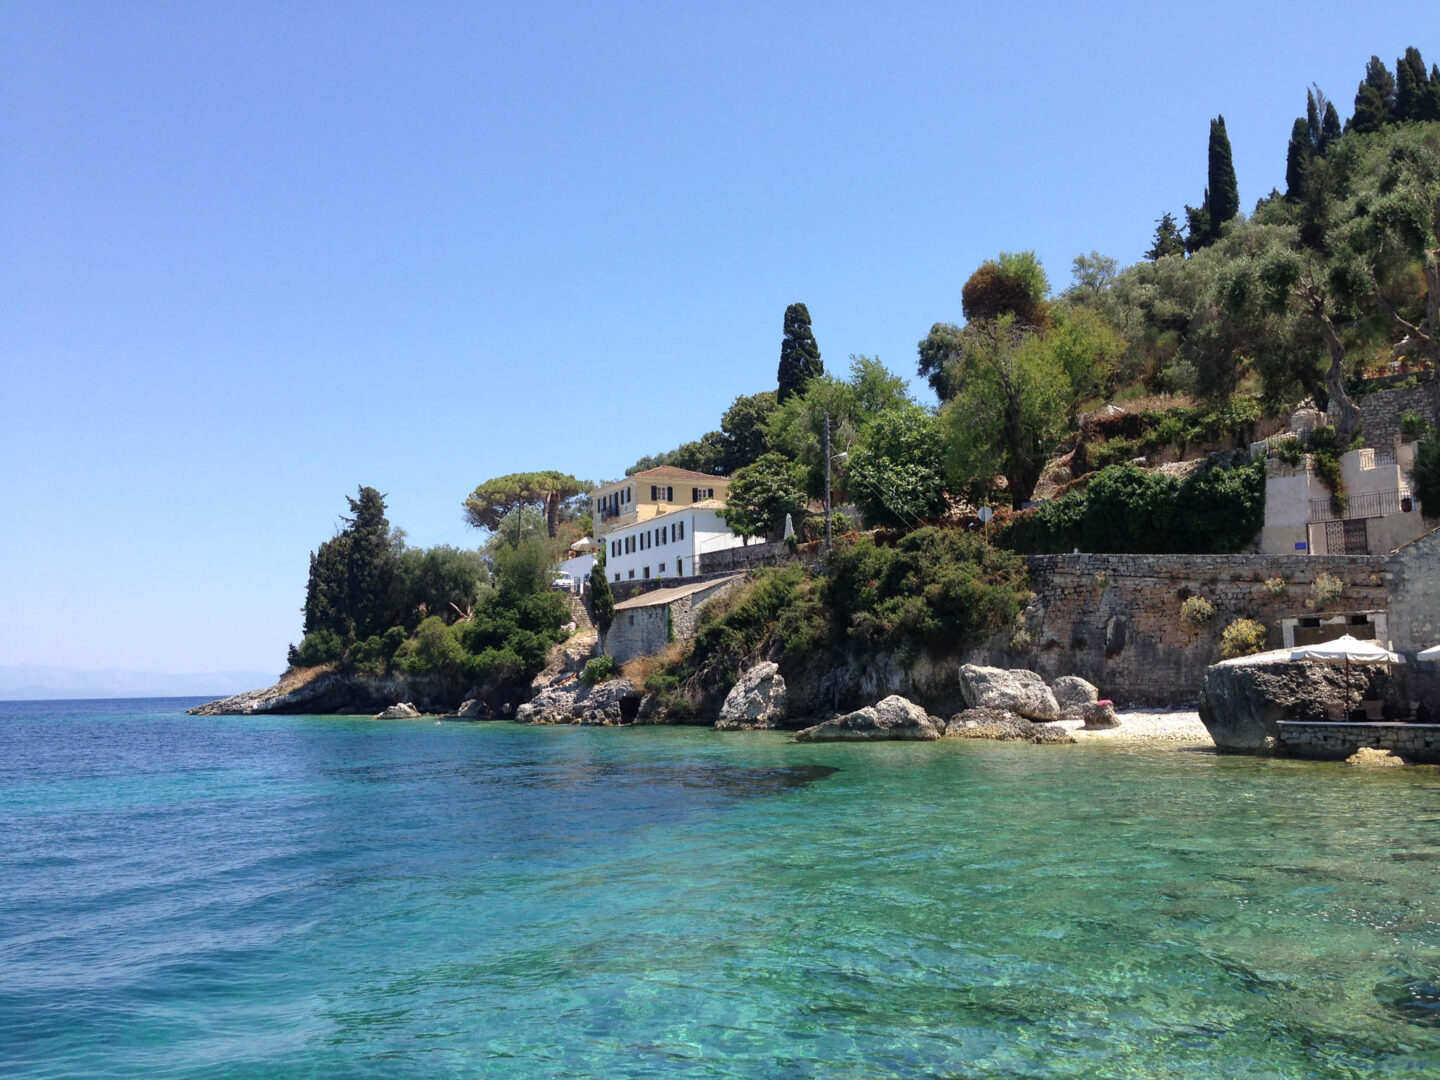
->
[602,500,748,584]
[1259,440,1428,555]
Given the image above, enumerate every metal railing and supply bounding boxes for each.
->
[1308,487,1413,523]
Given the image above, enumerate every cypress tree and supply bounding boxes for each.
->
[1305,89,1321,147]
[1206,115,1239,239]
[1420,64,1440,123]
[1285,117,1312,200]
[341,486,394,641]
[1396,47,1426,122]
[589,550,614,646]
[1183,199,1211,255]
[1320,101,1342,149]
[776,302,822,402]
[1350,56,1396,133]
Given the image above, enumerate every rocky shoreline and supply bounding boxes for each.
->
[191,657,1217,751]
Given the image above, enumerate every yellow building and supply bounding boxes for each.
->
[591,466,730,537]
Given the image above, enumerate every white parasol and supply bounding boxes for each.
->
[1418,644,1440,662]
[1290,634,1405,711]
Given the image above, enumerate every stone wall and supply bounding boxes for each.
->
[1276,721,1440,763]
[1355,380,1439,451]
[696,540,793,574]
[984,552,1390,705]
[1385,526,1440,708]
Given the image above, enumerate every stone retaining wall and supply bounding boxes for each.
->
[981,552,1390,705]
[696,540,794,574]
[1276,721,1440,763]
[1355,380,1439,451]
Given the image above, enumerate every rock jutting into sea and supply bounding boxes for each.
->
[715,662,788,731]
[793,695,942,742]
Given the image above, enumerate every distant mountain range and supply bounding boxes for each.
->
[0,665,278,701]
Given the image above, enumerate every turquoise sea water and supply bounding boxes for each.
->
[4,700,1440,1078]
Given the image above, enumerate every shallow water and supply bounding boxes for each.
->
[3,698,1440,1078]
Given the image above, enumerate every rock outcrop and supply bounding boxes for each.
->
[1052,676,1099,716]
[1197,649,1352,753]
[515,678,642,726]
[794,695,941,742]
[1081,700,1120,729]
[455,698,490,720]
[944,707,1076,744]
[375,702,421,719]
[716,662,788,730]
[188,670,458,716]
[959,665,1061,721]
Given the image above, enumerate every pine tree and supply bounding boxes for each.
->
[1206,115,1239,238]
[1285,117,1312,200]
[1145,212,1186,260]
[776,302,822,402]
[1350,56,1396,133]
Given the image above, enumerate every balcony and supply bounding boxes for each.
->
[1308,487,1413,523]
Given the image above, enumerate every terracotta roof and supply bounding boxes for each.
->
[613,574,745,611]
[629,466,731,482]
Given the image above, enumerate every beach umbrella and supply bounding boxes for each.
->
[1418,644,1440,662]
[1290,634,1405,711]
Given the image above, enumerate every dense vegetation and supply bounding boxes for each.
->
[291,487,571,690]
[654,529,1030,705]
[997,461,1266,555]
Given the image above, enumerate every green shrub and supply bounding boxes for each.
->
[1311,573,1345,609]
[997,461,1264,555]
[581,655,618,687]
[1264,577,1287,597]
[1219,618,1267,659]
[1401,412,1429,441]
[295,628,344,667]
[1180,595,1215,631]
[1412,434,1440,516]
[394,616,466,676]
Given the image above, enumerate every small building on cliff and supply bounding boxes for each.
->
[606,575,744,663]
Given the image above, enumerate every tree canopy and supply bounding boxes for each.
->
[464,471,590,540]
[719,452,809,541]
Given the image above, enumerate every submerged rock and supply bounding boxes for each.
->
[1346,747,1406,768]
[959,665,1060,721]
[375,702,421,719]
[794,695,940,742]
[944,707,1076,744]
[716,662,788,730]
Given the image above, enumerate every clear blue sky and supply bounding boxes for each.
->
[2,3,1434,676]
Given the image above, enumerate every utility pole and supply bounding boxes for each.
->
[824,412,832,550]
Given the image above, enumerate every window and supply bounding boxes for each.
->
[692,487,713,501]
[611,540,619,558]
[659,562,666,573]
[650,485,657,501]
[643,566,650,579]
[628,569,635,579]
[614,572,620,582]
[678,521,685,540]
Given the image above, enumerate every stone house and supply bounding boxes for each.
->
[605,575,743,664]
[1258,441,1428,555]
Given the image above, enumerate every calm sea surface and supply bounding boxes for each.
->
[4,698,1440,1078]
